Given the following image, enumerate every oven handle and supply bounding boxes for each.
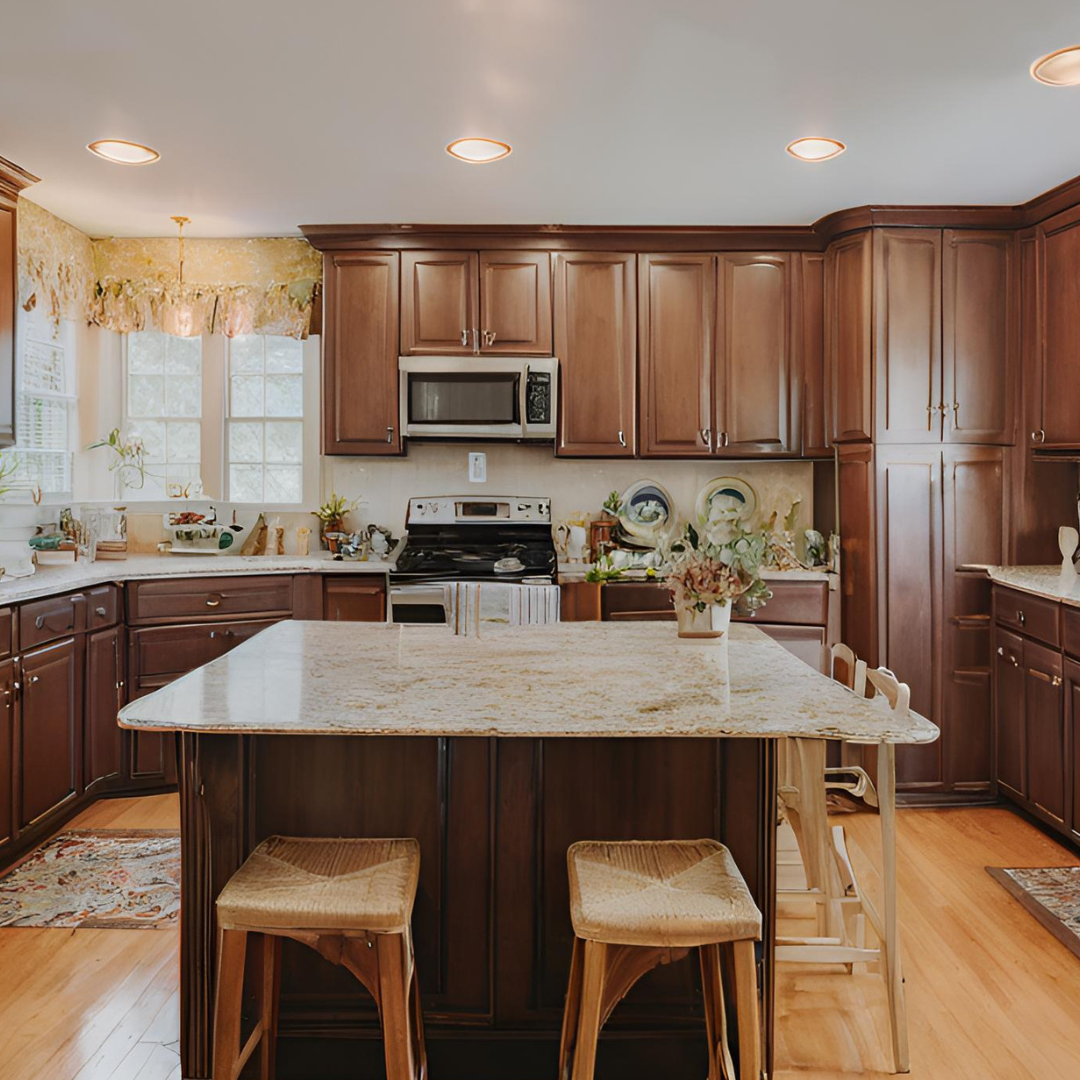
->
[388,583,453,624]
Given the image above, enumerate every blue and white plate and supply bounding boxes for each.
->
[617,480,675,548]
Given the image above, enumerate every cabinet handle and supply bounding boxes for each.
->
[386,426,395,444]
[460,329,469,347]
[483,330,497,346]
[1016,610,1025,625]
[472,328,480,354]
[206,596,222,608]
[721,432,729,448]
[209,629,234,640]
[1052,675,1063,687]
[951,401,959,427]
[1029,668,1054,683]
[95,606,107,617]
[617,430,626,448]
[1031,429,1046,443]
[700,428,712,451]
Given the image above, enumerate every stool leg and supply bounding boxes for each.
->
[699,943,735,1080]
[731,940,761,1080]
[259,934,281,1080]
[212,928,248,1080]
[377,932,420,1080]
[558,937,585,1080]
[570,939,607,1080]
[878,742,910,1074]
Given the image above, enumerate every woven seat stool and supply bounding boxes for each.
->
[558,839,762,1080]
[212,836,426,1080]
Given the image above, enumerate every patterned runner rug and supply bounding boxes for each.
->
[0,829,181,928]
[987,866,1080,961]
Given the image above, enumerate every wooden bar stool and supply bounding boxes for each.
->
[558,839,762,1080]
[212,836,426,1080]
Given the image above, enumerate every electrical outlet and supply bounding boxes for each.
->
[468,452,487,483]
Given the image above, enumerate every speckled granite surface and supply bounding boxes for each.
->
[119,621,938,744]
[984,565,1080,607]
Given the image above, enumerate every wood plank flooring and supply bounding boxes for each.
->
[0,798,1078,1079]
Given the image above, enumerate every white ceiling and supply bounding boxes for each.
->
[2,0,1080,238]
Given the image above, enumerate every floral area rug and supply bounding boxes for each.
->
[0,830,180,928]
[987,866,1080,961]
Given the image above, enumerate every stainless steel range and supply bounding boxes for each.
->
[390,496,558,624]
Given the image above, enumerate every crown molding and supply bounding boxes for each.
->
[0,154,40,203]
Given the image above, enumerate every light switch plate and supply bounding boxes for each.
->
[468,452,487,483]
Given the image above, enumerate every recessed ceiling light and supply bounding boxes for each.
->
[87,139,161,166]
[446,137,512,164]
[1031,45,1080,86]
[786,137,846,163]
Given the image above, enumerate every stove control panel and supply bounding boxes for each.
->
[407,496,551,525]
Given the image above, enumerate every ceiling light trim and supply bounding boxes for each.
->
[1031,45,1080,86]
[87,139,161,166]
[785,136,847,163]
[446,137,513,164]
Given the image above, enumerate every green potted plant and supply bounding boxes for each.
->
[313,492,358,551]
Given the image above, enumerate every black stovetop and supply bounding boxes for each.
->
[392,523,557,583]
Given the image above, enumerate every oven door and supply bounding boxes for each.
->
[388,582,452,624]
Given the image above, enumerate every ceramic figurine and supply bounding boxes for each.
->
[1058,525,1078,575]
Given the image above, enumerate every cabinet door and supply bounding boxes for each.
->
[941,447,1006,791]
[995,627,1026,798]
[479,251,552,355]
[638,254,715,457]
[800,252,830,456]
[1024,638,1065,824]
[401,251,479,354]
[0,199,14,446]
[323,252,402,454]
[553,252,636,456]
[837,442,877,666]
[716,253,796,454]
[86,625,124,790]
[826,231,873,442]
[874,229,943,443]
[876,447,942,787]
[1067,658,1080,841]
[20,638,79,828]
[942,231,1016,445]
[323,580,387,621]
[0,658,14,851]
[1038,207,1080,447]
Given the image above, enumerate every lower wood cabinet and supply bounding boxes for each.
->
[0,658,14,854]
[1024,640,1065,825]
[994,626,1026,800]
[85,625,125,791]
[1068,658,1080,845]
[323,578,387,621]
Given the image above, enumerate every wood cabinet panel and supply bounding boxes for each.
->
[401,251,478,354]
[942,231,1015,445]
[19,638,79,828]
[993,585,1060,648]
[87,585,121,630]
[553,252,637,456]
[826,231,873,442]
[479,251,551,355]
[0,607,12,660]
[837,443,877,666]
[323,252,402,454]
[638,254,715,456]
[0,200,14,446]
[755,624,827,673]
[1038,207,1080,447]
[995,626,1026,798]
[873,229,942,443]
[130,620,279,683]
[323,579,387,622]
[127,575,293,625]
[716,253,795,454]
[1024,639,1065,824]
[800,252,830,456]
[85,625,124,791]
[1067,658,1080,841]
[0,659,13,851]
[20,591,84,649]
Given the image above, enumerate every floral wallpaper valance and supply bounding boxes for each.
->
[17,198,322,339]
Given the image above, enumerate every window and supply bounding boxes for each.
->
[226,335,304,503]
[7,309,74,496]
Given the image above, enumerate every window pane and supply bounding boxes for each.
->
[229,336,264,374]
[131,420,166,462]
[265,336,303,373]
[265,374,302,417]
[167,421,201,464]
[165,374,202,417]
[230,464,264,502]
[127,332,165,374]
[229,421,263,463]
[265,466,302,503]
[128,374,165,417]
[230,375,264,417]
[165,336,202,374]
[265,420,302,463]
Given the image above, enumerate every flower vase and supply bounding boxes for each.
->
[676,601,731,640]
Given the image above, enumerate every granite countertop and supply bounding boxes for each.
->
[119,621,938,745]
[982,565,1080,607]
[0,548,398,604]
[557,564,835,583]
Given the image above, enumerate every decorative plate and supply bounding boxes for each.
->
[695,477,758,530]
[617,480,675,548]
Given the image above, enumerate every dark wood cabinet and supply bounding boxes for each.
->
[1036,205,1080,448]
[826,230,873,443]
[0,157,37,447]
[638,254,715,457]
[1024,639,1065,825]
[0,658,14,853]
[873,229,942,443]
[85,625,125,791]
[1067,658,1080,843]
[553,252,636,457]
[401,251,478,355]
[322,251,402,454]
[836,443,877,666]
[479,251,552,355]
[323,579,387,622]
[942,231,1016,445]
[19,638,80,829]
[716,253,796,454]
[800,252,830,456]
[995,627,1026,799]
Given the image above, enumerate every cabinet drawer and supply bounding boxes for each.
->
[128,575,293,625]
[744,580,829,626]
[1062,606,1080,659]
[19,592,85,649]
[755,624,828,674]
[993,586,1060,647]
[130,619,280,680]
[0,608,11,659]
[87,584,120,629]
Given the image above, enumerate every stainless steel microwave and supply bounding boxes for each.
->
[398,357,558,440]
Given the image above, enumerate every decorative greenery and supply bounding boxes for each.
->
[663,523,772,614]
[585,555,625,583]
[0,452,43,504]
[602,490,622,516]
[86,428,149,490]
[313,492,358,530]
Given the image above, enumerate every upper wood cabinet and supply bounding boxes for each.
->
[401,250,551,356]
[1036,205,1080,448]
[826,231,873,442]
[799,252,830,457]
[322,252,402,455]
[638,254,715,457]
[401,252,478,354]
[715,253,796,455]
[554,252,636,457]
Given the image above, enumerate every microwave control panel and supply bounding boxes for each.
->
[525,370,552,425]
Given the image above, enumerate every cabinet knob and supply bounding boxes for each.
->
[386,426,395,444]
[997,646,1004,656]
[206,596,222,608]
[1052,675,1063,687]
[617,430,626,448]
[29,674,39,685]
[483,329,497,346]
[95,606,107,617]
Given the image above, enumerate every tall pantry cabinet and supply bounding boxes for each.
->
[830,227,1016,797]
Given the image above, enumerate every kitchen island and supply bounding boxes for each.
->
[119,621,937,1080]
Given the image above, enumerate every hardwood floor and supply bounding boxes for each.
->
[0,799,1077,1079]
